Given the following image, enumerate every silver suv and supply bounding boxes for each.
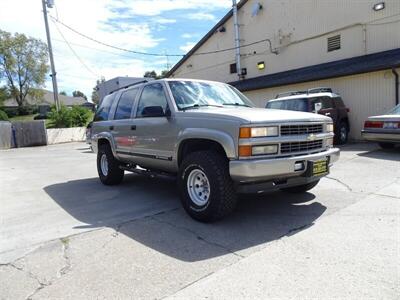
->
[92,79,340,222]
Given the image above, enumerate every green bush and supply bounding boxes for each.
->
[47,105,92,128]
[70,106,91,127]
[0,109,9,121]
[47,105,72,128]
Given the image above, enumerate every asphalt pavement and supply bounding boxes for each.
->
[0,142,399,299]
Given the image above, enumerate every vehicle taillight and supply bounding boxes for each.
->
[364,121,383,128]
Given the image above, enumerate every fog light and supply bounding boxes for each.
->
[294,161,305,171]
[252,144,278,155]
[373,2,385,11]
[326,138,334,147]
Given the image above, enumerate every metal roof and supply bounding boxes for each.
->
[230,48,400,92]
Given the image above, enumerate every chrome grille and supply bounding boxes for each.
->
[280,140,323,154]
[280,124,323,136]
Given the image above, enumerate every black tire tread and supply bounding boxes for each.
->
[97,144,124,185]
[178,151,237,222]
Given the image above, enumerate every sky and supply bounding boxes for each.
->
[0,0,232,99]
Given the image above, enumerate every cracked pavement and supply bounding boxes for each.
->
[0,142,399,299]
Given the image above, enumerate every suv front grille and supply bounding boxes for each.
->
[280,140,323,154]
[280,124,323,136]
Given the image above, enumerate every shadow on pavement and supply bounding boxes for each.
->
[357,147,400,161]
[44,173,326,262]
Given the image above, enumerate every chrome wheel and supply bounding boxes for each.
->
[340,126,347,142]
[100,153,109,176]
[187,169,210,206]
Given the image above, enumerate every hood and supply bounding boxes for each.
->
[178,107,331,124]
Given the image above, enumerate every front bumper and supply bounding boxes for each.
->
[229,148,340,183]
[361,130,400,143]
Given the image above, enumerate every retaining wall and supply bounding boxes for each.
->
[47,127,86,144]
[0,121,12,149]
[12,121,47,147]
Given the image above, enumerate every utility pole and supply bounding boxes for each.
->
[41,0,60,111]
[232,0,241,80]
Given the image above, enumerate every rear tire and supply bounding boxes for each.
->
[335,121,348,145]
[97,143,124,185]
[178,151,237,222]
[379,142,395,149]
[281,180,320,193]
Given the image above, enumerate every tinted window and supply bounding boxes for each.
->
[136,83,168,117]
[334,97,345,108]
[114,88,138,120]
[310,97,333,109]
[266,99,308,112]
[94,94,115,121]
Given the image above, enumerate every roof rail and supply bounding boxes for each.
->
[275,91,307,98]
[307,87,332,94]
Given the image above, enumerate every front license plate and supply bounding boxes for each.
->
[312,159,328,176]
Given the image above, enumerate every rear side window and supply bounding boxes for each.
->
[114,88,139,120]
[266,99,308,112]
[94,94,115,121]
[334,97,345,108]
[310,97,333,109]
[136,83,168,117]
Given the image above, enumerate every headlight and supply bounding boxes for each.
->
[240,126,278,138]
[252,145,278,155]
[327,124,334,133]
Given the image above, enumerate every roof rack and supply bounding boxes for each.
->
[275,91,307,98]
[275,87,333,98]
[307,87,332,94]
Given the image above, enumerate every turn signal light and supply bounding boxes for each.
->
[238,145,252,157]
[239,128,251,138]
[364,121,383,128]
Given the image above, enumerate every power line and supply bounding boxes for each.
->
[49,15,278,57]
[51,18,99,78]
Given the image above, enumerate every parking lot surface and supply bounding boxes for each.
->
[0,142,399,299]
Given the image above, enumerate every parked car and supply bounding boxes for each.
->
[361,104,400,149]
[266,88,350,144]
[91,79,340,222]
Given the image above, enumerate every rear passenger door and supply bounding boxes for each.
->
[111,88,139,159]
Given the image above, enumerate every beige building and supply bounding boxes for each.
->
[168,0,400,139]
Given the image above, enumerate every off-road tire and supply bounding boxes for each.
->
[281,179,320,193]
[335,121,348,145]
[178,151,237,222]
[379,142,395,149]
[97,143,124,185]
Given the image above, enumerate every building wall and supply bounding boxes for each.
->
[243,68,400,140]
[171,0,400,81]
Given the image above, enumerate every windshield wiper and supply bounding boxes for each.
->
[222,103,251,107]
[180,104,223,111]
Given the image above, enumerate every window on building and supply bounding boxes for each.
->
[114,88,139,120]
[230,63,237,74]
[327,35,341,52]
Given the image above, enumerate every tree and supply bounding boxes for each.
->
[143,70,169,79]
[59,91,67,96]
[0,30,49,108]
[72,90,87,100]
[0,86,9,106]
[91,77,105,105]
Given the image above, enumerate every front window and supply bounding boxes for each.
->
[266,98,309,112]
[168,80,254,110]
[387,104,400,115]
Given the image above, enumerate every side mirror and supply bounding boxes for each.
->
[314,102,322,113]
[142,106,165,117]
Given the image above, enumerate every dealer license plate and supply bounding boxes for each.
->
[312,159,328,176]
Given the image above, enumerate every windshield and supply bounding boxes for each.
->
[387,104,400,115]
[266,98,309,112]
[168,80,254,110]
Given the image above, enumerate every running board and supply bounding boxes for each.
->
[119,165,176,179]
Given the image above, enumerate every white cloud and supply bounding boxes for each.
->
[180,42,196,53]
[155,18,177,24]
[187,12,216,21]
[181,33,196,39]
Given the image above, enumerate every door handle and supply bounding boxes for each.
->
[131,125,136,130]
[109,125,114,130]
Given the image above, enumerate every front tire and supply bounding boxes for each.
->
[97,143,124,185]
[335,121,348,145]
[178,151,237,222]
[379,142,395,149]
[281,180,320,193]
